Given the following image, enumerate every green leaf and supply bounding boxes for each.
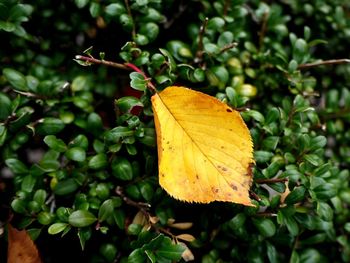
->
[100,243,118,262]
[262,136,280,151]
[11,199,27,214]
[265,107,280,124]
[65,147,86,162]
[37,211,54,225]
[242,110,265,123]
[48,223,69,235]
[21,175,36,192]
[88,153,108,170]
[228,213,246,231]
[127,223,142,235]
[128,248,146,263]
[285,186,306,205]
[27,228,41,241]
[139,22,159,42]
[3,68,27,91]
[75,0,89,8]
[98,199,114,222]
[316,202,333,221]
[44,135,67,152]
[78,227,92,250]
[5,158,28,174]
[140,183,153,201]
[0,125,7,146]
[71,75,90,92]
[309,136,327,151]
[33,189,47,206]
[105,126,134,142]
[0,92,12,120]
[284,216,299,236]
[218,31,234,46]
[299,249,321,263]
[154,235,185,260]
[112,157,133,181]
[266,242,278,263]
[36,117,65,135]
[254,151,273,163]
[263,161,283,178]
[116,96,143,113]
[253,218,276,238]
[293,38,308,63]
[70,134,89,150]
[113,209,125,229]
[69,210,97,227]
[54,178,79,195]
[130,72,147,91]
[105,3,125,16]
[304,154,321,166]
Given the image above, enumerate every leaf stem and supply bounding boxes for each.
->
[298,59,350,69]
[75,56,157,93]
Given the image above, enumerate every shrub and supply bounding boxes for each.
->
[1,0,350,262]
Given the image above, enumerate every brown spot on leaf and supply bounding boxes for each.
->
[231,184,238,191]
[211,187,219,193]
[226,108,232,112]
[196,174,199,179]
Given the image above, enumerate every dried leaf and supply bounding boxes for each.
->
[280,181,291,204]
[168,222,193,230]
[178,242,195,262]
[132,211,147,225]
[151,86,254,205]
[7,224,42,263]
[176,234,196,242]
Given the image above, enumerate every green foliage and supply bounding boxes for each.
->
[1,0,350,262]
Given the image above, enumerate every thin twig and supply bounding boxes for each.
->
[219,42,238,54]
[256,178,288,184]
[298,59,350,70]
[258,11,269,50]
[321,107,350,120]
[115,186,151,210]
[250,191,261,202]
[13,90,46,99]
[256,212,278,217]
[195,17,208,63]
[163,1,187,29]
[223,0,231,16]
[124,0,136,38]
[75,55,130,70]
[75,55,157,93]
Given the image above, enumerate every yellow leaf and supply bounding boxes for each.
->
[151,86,254,205]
